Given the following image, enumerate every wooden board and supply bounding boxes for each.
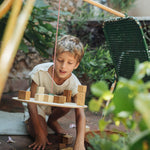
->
[12,97,87,108]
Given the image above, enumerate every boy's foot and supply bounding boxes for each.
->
[47,120,67,135]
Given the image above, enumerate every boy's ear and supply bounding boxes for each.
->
[74,62,79,69]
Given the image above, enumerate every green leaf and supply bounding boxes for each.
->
[102,91,113,101]
[89,98,101,112]
[19,41,29,53]
[139,118,148,131]
[40,22,55,31]
[135,94,150,129]
[129,130,150,150]
[110,134,120,142]
[91,81,109,97]
[99,119,110,131]
[89,61,97,66]
[117,111,130,118]
[113,87,135,114]
[132,61,150,80]
[126,119,136,129]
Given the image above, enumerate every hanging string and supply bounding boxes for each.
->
[51,0,61,94]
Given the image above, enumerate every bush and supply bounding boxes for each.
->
[73,44,115,103]
[89,61,150,149]
[0,0,70,57]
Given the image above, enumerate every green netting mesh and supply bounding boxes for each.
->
[103,17,149,80]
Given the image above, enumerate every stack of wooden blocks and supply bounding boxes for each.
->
[35,87,54,103]
[34,87,67,104]
[76,85,87,106]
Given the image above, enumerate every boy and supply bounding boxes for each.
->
[26,35,86,150]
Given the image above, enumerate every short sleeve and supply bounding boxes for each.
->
[28,62,53,85]
[31,72,40,85]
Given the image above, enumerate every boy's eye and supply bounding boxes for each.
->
[68,62,73,64]
[57,59,63,62]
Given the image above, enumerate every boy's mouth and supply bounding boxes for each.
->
[59,70,67,74]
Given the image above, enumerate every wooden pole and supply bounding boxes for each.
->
[83,0,125,17]
[0,0,36,101]
[0,0,14,19]
[0,0,22,54]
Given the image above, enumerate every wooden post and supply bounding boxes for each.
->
[0,0,15,19]
[0,0,36,102]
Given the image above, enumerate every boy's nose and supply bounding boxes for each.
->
[61,62,66,68]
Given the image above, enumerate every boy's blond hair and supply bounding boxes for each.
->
[56,35,84,63]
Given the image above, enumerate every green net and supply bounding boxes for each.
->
[103,17,149,79]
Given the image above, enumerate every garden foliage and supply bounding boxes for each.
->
[0,0,70,57]
[73,44,115,102]
[89,61,150,149]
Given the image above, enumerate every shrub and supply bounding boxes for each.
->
[89,61,150,149]
[0,0,70,57]
[73,44,115,103]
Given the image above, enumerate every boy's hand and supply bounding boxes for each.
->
[28,131,51,150]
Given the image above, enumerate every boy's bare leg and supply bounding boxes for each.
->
[26,115,48,138]
[47,107,71,134]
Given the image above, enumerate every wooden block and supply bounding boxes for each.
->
[44,94,54,103]
[54,96,59,103]
[34,93,44,101]
[76,92,86,106]
[36,86,45,94]
[47,95,54,103]
[43,94,48,102]
[59,96,66,103]
[18,90,31,100]
[62,134,73,145]
[78,85,87,93]
[63,90,72,102]
[54,96,66,103]
[59,143,66,149]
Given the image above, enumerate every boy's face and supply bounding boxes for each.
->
[54,51,79,80]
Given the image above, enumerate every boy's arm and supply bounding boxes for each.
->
[28,80,41,135]
[28,81,50,149]
[73,94,86,150]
